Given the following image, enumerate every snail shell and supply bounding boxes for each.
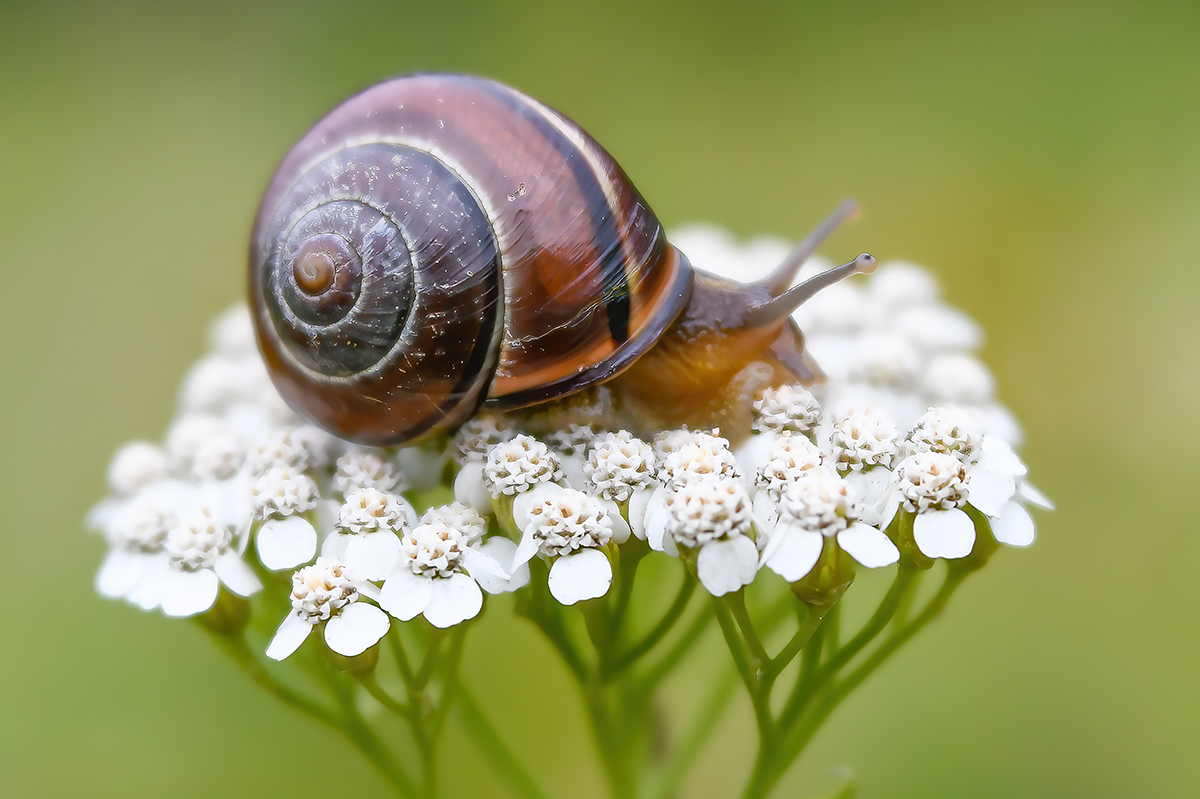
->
[251,73,692,445]
[251,73,874,446]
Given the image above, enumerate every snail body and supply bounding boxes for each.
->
[251,73,873,446]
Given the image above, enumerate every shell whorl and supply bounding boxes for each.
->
[252,73,693,445]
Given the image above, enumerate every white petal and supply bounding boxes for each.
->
[453,462,492,514]
[256,516,318,571]
[697,536,760,596]
[512,483,564,531]
[127,552,171,610]
[160,568,219,618]
[354,579,383,602]
[266,612,313,661]
[877,490,901,529]
[967,470,1016,518]
[661,530,679,558]
[196,479,243,528]
[214,551,262,597]
[643,487,671,551]
[979,436,1026,477]
[473,538,530,594]
[379,568,433,621]
[460,546,509,581]
[913,508,975,559]
[321,530,349,560]
[734,432,775,479]
[548,549,613,605]
[837,523,900,568]
[344,532,402,581]
[512,529,541,569]
[324,603,390,656]
[396,445,447,492]
[627,487,654,541]
[424,574,484,627]
[1018,481,1055,510]
[991,501,1036,547]
[599,498,632,544]
[561,454,587,490]
[752,490,780,530]
[764,528,824,582]
[95,549,146,599]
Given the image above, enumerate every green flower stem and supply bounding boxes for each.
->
[456,684,553,799]
[796,613,830,698]
[755,570,968,797]
[315,663,418,798]
[610,572,696,676]
[387,625,416,685]
[819,566,920,678]
[584,669,635,799]
[726,590,770,668]
[582,595,610,653]
[635,594,713,693]
[713,596,755,690]
[358,672,414,720]
[763,603,826,687]
[518,569,588,682]
[204,627,340,728]
[823,601,842,654]
[607,541,645,647]
[430,625,468,741]
[412,626,448,691]
[643,665,740,799]
[776,566,920,734]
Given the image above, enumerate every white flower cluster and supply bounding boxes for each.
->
[90,237,1048,663]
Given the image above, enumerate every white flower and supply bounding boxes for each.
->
[334,447,406,494]
[207,305,257,356]
[894,306,983,355]
[546,423,598,456]
[106,441,169,496]
[94,496,175,610]
[760,467,899,582]
[923,354,995,405]
[266,558,389,660]
[547,424,599,489]
[849,334,921,388]
[748,432,826,520]
[322,488,416,581]
[251,467,320,570]
[658,430,740,489]
[483,434,562,498]
[643,477,758,596]
[867,261,942,310]
[454,414,515,464]
[896,451,974,559]
[159,509,262,618]
[244,427,313,476]
[510,484,620,605]
[166,415,244,480]
[752,384,822,435]
[379,504,507,628]
[965,436,1050,548]
[585,430,656,503]
[829,408,901,473]
[907,406,983,461]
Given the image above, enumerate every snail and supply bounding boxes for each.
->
[250,73,875,446]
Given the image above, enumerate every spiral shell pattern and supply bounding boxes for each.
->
[251,74,693,445]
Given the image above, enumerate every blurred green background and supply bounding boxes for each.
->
[2,0,1197,797]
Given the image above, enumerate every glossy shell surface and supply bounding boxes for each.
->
[251,73,693,444]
